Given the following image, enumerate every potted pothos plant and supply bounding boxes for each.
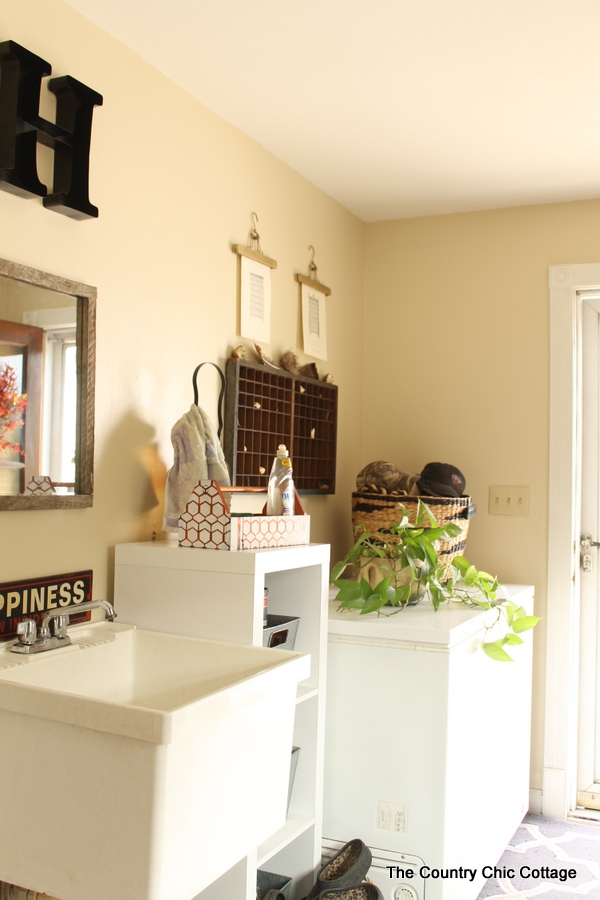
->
[331,499,539,661]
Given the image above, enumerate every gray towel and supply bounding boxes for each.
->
[163,404,230,532]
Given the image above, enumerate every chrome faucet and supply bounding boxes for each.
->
[11,600,117,654]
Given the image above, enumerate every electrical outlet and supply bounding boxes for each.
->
[489,485,530,516]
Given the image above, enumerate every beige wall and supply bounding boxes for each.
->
[0,0,365,590]
[4,0,600,812]
[365,198,600,790]
[0,278,70,321]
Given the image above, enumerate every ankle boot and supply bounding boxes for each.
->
[318,885,383,900]
[306,839,372,899]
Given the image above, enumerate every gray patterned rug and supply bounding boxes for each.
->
[476,813,600,898]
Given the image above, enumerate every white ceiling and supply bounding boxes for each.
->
[63,0,600,221]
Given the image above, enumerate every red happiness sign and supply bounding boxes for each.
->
[0,571,93,640]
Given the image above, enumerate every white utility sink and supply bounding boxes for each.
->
[0,622,309,900]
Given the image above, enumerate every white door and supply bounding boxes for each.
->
[546,263,600,820]
[578,290,600,809]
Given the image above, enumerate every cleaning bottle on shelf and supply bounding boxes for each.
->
[266,444,295,516]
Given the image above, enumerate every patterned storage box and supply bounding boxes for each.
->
[178,480,310,550]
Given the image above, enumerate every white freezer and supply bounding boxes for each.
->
[323,584,535,900]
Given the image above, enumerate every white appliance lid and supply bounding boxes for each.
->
[328,584,534,649]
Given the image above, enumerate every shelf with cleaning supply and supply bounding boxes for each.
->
[114,541,330,900]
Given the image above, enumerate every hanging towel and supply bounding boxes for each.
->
[163,404,230,532]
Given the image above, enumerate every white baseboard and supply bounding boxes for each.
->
[542,767,571,819]
[528,789,543,815]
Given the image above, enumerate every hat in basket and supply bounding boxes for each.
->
[356,461,419,495]
[417,462,466,498]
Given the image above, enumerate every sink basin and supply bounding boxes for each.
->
[0,622,309,900]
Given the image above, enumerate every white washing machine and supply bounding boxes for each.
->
[323,585,534,900]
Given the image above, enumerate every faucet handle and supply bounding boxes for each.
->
[16,619,37,645]
[52,615,68,639]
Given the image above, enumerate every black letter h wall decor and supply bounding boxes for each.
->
[0,40,103,219]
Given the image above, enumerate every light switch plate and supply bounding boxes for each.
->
[489,485,530,516]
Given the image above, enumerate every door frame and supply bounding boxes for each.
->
[577,291,600,806]
[546,263,600,818]
[0,318,43,491]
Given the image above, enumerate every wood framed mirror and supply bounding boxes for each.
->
[0,258,95,510]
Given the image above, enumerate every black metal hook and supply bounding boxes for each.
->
[192,362,225,439]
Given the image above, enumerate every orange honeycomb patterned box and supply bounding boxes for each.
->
[178,481,310,550]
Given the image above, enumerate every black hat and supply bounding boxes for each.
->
[417,462,466,498]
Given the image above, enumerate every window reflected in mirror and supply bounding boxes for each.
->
[0,259,95,510]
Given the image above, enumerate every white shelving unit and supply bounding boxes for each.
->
[114,539,330,900]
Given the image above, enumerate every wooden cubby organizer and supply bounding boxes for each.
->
[113,540,330,900]
[224,358,338,494]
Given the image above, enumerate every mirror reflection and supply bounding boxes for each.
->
[0,280,77,495]
[0,259,95,510]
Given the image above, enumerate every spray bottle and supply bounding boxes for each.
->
[266,444,295,515]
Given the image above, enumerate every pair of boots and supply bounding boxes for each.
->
[305,839,382,900]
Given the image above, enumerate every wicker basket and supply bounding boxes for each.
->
[351,491,476,579]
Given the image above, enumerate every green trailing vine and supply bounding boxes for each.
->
[331,499,539,661]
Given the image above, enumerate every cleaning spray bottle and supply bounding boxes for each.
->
[266,444,295,515]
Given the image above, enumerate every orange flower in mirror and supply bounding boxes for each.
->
[0,364,27,455]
